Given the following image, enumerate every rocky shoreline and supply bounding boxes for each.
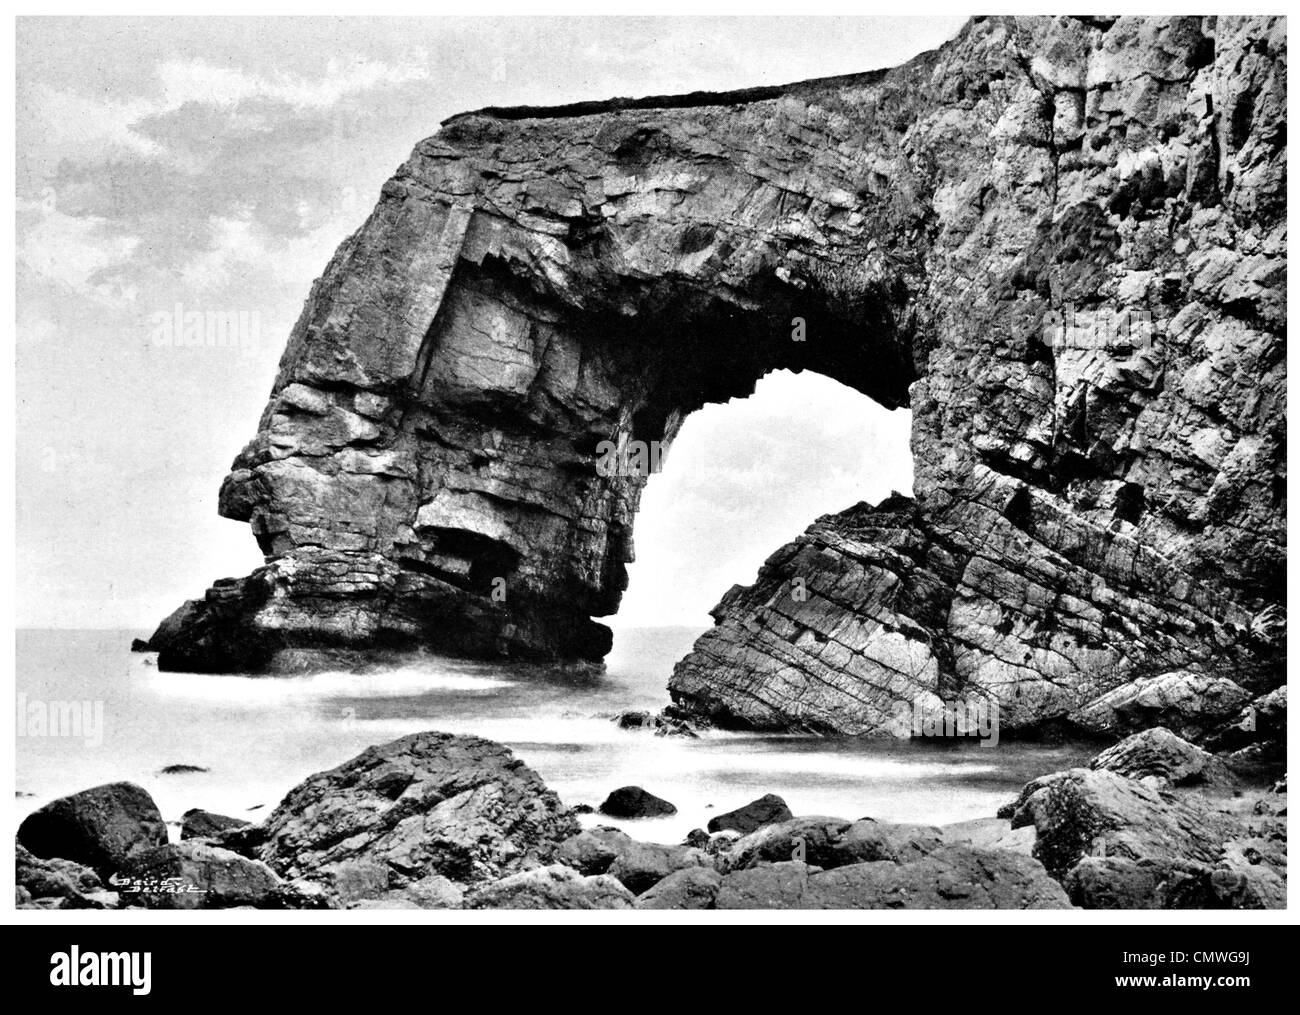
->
[17,722,1285,911]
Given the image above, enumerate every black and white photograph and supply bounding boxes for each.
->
[6,5,1292,980]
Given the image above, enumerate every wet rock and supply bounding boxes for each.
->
[17,782,168,879]
[258,732,578,886]
[181,809,251,841]
[706,794,793,835]
[611,710,699,738]
[682,828,711,849]
[635,867,722,910]
[598,786,676,819]
[466,864,635,910]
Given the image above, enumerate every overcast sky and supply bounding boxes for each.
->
[15,16,963,630]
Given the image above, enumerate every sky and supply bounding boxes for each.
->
[14,15,964,630]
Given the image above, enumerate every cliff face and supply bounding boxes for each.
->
[151,16,1285,737]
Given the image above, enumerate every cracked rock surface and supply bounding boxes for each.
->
[149,16,1284,740]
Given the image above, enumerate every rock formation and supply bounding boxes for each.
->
[17,730,1284,909]
[148,16,1285,739]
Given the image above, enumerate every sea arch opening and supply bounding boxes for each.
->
[609,368,914,641]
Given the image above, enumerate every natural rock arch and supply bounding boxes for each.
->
[151,16,1285,738]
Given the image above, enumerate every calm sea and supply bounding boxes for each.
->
[15,627,1094,841]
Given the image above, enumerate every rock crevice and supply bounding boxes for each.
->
[150,15,1285,738]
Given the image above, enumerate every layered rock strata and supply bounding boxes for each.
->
[149,16,1284,739]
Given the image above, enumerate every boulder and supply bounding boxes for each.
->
[181,808,251,840]
[17,782,168,879]
[607,842,711,894]
[1089,727,1238,790]
[555,826,633,876]
[116,841,283,909]
[16,844,116,909]
[714,848,1069,909]
[941,817,1035,855]
[1068,672,1253,741]
[831,818,946,865]
[635,867,722,910]
[258,732,578,886]
[466,864,635,910]
[717,815,948,871]
[706,794,793,835]
[682,828,711,849]
[1006,767,1285,909]
[598,786,676,819]
[799,848,1071,909]
[392,873,465,909]
[719,817,851,872]
[716,861,816,910]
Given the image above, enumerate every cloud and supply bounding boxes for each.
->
[153,54,430,110]
[16,200,140,303]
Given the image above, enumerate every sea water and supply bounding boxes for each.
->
[15,627,1095,842]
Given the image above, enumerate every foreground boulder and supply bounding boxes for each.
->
[1006,767,1285,908]
[16,845,117,909]
[720,816,945,873]
[555,826,711,893]
[707,794,793,835]
[598,786,676,818]
[117,841,283,910]
[258,732,579,889]
[635,867,723,910]
[607,841,711,894]
[17,783,168,879]
[713,848,1069,909]
[466,864,635,910]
